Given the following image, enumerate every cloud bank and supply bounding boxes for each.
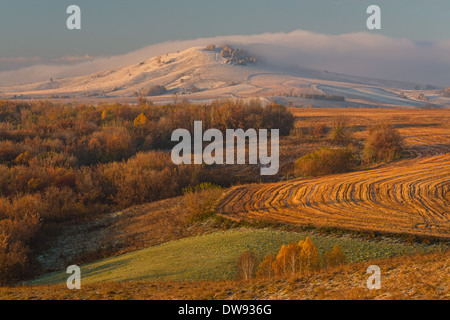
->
[1,29,449,87]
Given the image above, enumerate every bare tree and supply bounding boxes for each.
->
[237,251,257,281]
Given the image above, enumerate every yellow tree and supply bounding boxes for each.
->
[134,113,148,127]
[298,239,305,249]
[256,254,275,279]
[272,245,289,277]
[285,242,301,275]
[273,242,303,277]
[134,113,148,137]
[324,245,347,268]
[299,236,321,274]
[101,109,114,122]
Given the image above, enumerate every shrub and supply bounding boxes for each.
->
[0,208,41,285]
[313,123,327,139]
[109,165,179,209]
[14,152,32,165]
[363,122,403,163]
[183,183,222,224]
[256,254,275,279]
[262,103,295,136]
[323,245,347,268]
[0,141,22,163]
[294,147,355,177]
[89,127,133,163]
[141,85,167,96]
[41,186,79,221]
[329,116,352,145]
[0,240,31,285]
[0,165,10,195]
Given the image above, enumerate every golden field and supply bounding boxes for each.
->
[217,108,450,238]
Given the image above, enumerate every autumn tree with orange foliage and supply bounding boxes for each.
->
[272,242,302,277]
[133,113,148,128]
[323,245,347,268]
[285,242,301,275]
[255,254,275,279]
[271,237,322,277]
[272,244,289,277]
[256,237,339,280]
[299,236,321,273]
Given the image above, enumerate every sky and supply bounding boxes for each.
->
[0,0,449,86]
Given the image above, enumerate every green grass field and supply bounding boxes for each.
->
[31,229,446,285]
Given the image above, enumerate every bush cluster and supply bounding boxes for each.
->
[294,147,356,177]
[0,99,294,284]
[363,122,403,163]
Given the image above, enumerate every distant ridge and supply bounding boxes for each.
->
[1,46,449,108]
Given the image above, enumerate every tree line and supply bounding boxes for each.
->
[237,237,347,281]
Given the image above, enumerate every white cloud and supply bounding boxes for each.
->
[0,29,449,87]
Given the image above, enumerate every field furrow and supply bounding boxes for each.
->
[217,146,450,238]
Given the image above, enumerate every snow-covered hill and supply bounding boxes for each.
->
[1,46,449,108]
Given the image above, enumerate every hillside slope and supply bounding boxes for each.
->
[5,250,448,300]
[30,229,445,285]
